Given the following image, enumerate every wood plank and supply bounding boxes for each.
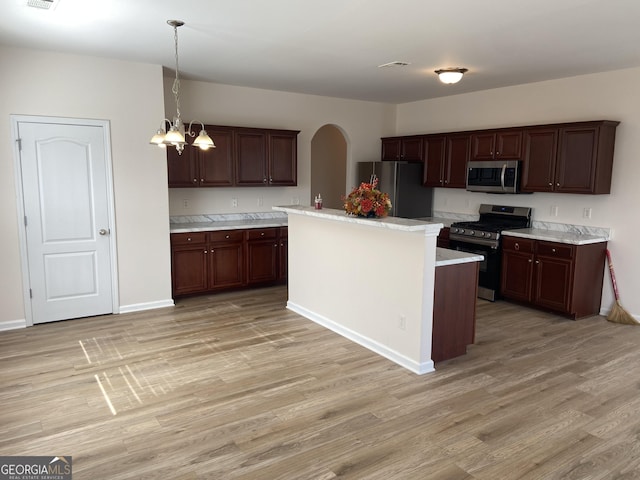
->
[2,286,640,478]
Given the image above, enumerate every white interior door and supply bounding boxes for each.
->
[16,119,115,324]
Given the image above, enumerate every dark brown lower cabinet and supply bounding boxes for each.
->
[432,261,479,363]
[208,230,244,289]
[501,236,607,319]
[171,227,287,297]
[246,228,279,285]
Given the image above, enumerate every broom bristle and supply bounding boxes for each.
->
[607,300,639,325]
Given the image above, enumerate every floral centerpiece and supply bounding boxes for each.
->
[343,178,392,218]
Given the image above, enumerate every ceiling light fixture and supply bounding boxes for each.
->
[150,20,214,155]
[435,67,468,84]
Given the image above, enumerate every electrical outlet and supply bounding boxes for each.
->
[291,196,300,205]
[182,199,189,209]
[551,205,559,217]
[231,198,238,208]
[257,197,263,207]
[398,315,406,330]
[583,207,592,219]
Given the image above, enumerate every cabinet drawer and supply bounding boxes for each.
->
[208,230,244,243]
[247,228,278,240]
[502,237,534,253]
[537,241,573,259]
[171,232,207,245]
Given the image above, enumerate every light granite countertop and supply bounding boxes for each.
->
[170,218,287,233]
[435,247,484,267]
[273,206,444,234]
[502,228,608,245]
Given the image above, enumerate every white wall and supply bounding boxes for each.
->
[166,79,396,215]
[0,46,173,325]
[397,67,640,318]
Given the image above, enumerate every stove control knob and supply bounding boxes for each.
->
[479,232,485,237]
[459,229,465,234]
[470,231,475,236]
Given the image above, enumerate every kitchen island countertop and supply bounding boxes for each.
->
[436,247,483,267]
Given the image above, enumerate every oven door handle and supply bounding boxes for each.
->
[449,234,500,248]
[500,164,507,192]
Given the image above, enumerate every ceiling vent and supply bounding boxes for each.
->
[378,61,411,68]
[27,0,58,10]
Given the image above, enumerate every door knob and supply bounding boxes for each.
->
[99,228,109,236]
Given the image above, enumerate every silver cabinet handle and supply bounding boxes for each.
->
[99,228,109,235]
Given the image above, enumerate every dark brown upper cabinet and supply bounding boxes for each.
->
[168,125,298,188]
[381,136,423,161]
[423,134,470,189]
[471,129,522,161]
[521,121,618,194]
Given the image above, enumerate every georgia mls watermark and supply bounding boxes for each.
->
[0,456,72,480]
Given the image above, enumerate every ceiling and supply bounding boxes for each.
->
[3,0,640,104]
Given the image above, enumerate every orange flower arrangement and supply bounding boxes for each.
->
[343,178,392,217]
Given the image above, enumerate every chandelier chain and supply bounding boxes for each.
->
[172,23,181,122]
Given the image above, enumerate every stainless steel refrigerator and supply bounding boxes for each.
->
[356,161,433,218]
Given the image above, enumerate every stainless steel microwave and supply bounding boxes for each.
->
[466,160,521,193]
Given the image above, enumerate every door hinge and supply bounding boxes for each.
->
[16,138,22,151]
[29,289,33,299]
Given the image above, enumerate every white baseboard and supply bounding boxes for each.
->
[0,319,27,331]
[119,299,174,314]
[600,305,640,322]
[287,301,434,375]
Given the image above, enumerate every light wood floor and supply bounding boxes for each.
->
[2,286,640,479]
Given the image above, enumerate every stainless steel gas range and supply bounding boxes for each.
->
[448,204,531,301]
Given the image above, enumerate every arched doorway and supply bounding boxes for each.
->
[310,124,348,209]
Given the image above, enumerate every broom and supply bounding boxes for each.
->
[605,249,639,325]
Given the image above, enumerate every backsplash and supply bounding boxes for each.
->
[530,220,611,239]
[435,211,611,240]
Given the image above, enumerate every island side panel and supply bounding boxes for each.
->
[432,261,479,362]
[286,213,437,374]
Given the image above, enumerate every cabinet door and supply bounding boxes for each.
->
[401,136,424,161]
[167,144,198,188]
[555,126,598,193]
[381,137,401,161]
[209,242,244,289]
[521,128,558,192]
[501,246,534,302]
[423,135,445,186]
[470,132,496,160]
[445,134,471,188]
[534,256,572,313]
[171,244,208,296]
[495,130,522,159]
[247,239,278,284]
[268,131,297,186]
[199,128,234,187]
[235,129,268,185]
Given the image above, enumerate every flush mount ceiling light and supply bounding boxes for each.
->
[435,67,468,84]
[150,20,214,155]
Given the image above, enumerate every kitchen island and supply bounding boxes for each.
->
[273,206,482,374]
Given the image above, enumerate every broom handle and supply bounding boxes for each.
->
[606,249,621,301]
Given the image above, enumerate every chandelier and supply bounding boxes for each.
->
[150,20,214,155]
